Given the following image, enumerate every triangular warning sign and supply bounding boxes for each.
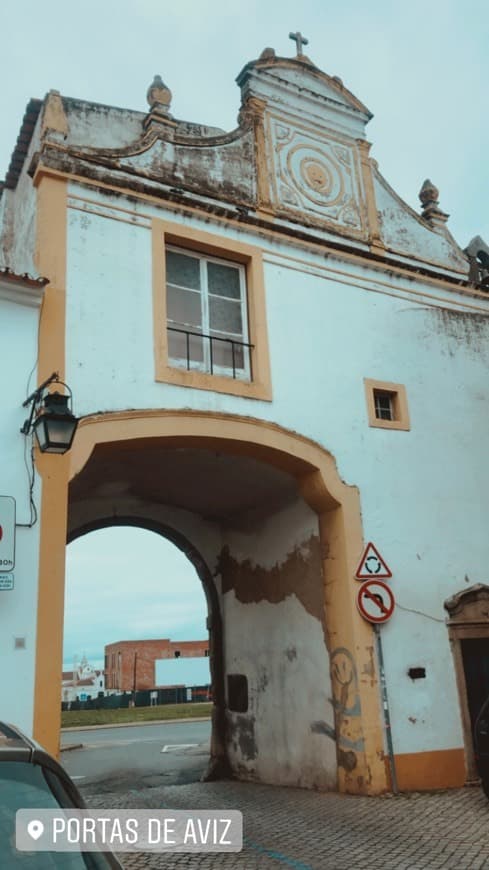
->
[355,542,392,581]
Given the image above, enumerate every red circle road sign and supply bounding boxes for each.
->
[356,579,395,624]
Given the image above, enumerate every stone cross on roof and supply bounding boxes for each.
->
[289,31,309,56]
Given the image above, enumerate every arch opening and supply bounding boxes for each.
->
[34,410,387,794]
[66,518,228,782]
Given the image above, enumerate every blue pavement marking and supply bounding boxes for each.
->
[244,839,312,870]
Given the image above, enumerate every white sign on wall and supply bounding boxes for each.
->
[0,573,14,591]
[155,657,211,688]
[0,497,15,571]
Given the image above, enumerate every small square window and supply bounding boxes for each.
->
[364,379,410,431]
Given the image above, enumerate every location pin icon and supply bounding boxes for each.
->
[27,820,44,840]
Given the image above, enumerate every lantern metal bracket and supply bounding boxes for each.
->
[20,371,62,435]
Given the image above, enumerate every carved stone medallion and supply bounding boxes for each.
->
[267,118,365,235]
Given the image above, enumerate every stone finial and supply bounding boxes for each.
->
[419,178,449,225]
[146,75,172,114]
[419,179,439,208]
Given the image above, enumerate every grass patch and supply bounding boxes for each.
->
[61,702,212,729]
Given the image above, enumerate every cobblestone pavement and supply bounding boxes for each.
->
[84,780,489,869]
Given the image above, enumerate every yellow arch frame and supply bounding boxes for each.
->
[34,408,387,794]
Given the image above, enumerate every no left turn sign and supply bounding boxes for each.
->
[357,579,395,624]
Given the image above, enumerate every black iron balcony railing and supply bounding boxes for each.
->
[168,326,253,379]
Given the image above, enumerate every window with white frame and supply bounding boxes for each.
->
[165,246,251,379]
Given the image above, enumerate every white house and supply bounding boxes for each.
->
[61,655,105,704]
[1,42,489,795]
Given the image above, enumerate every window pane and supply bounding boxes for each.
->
[167,284,202,327]
[210,333,245,371]
[168,329,204,364]
[207,262,241,299]
[209,296,243,335]
[166,250,201,290]
[374,392,394,420]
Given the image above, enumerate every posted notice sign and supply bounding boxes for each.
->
[0,496,15,571]
[0,573,14,591]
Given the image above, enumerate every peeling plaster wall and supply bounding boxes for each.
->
[119,134,256,205]
[62,100,147,151]
[218,498,337,789]
[0,119,41,275]
[374,172,468,274]
[61,99,225,151]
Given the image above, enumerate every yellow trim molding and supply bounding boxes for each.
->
[33,173,69,756]
[364,378,410,431]
[394,748,466,791]
[152,218,272,400]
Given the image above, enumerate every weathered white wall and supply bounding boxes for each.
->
[65,182,489,765]
[219,498,337,789]
[374,171,468,274]
[0,294,42,734]
[0,120,42,276]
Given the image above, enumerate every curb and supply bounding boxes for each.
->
[60,743,83,752]
[61,716,211,733]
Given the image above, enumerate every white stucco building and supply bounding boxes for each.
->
[61,655,104,704]
[1,42,489,795]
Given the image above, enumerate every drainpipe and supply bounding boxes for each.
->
[374,625,399,794]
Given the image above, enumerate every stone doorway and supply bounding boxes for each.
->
[445,584,489,781]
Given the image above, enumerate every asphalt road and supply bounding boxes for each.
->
[60,719,211,793]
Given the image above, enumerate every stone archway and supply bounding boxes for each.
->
[33,409,388,794]
[68,516,228,780]
[445,584,489,781]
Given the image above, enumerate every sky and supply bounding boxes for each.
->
[2,1,488,667]
[63,527,207,671]
[1,0,488,247]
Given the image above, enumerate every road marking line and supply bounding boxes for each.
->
[161,743,198,753]
[76,738,164,749]
[71,776,86,780]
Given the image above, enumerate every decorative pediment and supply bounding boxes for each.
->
[237,54,372,140]
[444,584,489,623]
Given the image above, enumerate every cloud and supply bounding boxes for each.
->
[1,1,488,243]
[63,527,207,664]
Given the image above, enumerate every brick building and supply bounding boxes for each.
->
[104,638,209,691]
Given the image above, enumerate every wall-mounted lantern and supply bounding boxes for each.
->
[21,372,79,454]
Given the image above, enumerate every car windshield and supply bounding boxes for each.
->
[0,762,111,869]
